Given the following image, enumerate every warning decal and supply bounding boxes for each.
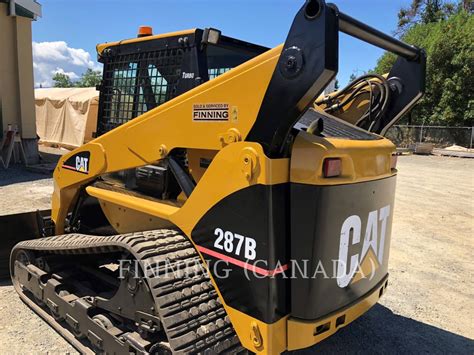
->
[193,103,229,122]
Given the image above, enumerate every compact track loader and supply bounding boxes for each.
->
[9,0,425,353]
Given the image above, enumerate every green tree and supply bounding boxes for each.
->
[396,0,458,35]
[52,72,74,88]
[76,68,102,87]
[348,73,357,83]
[374,5,473,126]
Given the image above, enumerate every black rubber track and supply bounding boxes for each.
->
[11,229,247,354]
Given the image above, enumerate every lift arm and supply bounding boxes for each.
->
[247,0,425,156]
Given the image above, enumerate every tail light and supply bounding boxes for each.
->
[323,158,342,178]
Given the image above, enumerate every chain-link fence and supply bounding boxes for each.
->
[385,125,474,149]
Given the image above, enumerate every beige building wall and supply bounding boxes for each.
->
[0,2,38,161]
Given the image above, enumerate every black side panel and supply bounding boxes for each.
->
[192,184,290,323]
[246,1,338,157]
[291,177,396,320]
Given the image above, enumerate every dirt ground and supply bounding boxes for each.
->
[0,165,53,215]
[0,154,472,354]
[0,145,65,215]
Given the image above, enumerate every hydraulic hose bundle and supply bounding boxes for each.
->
[316,74,392,131]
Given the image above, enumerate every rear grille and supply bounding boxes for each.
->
[98,48,184,135]
[298,109,380,140]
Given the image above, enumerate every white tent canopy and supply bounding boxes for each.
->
[35,88,99,148]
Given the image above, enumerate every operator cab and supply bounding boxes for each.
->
[93,29,268,209]
[95,28,268,136]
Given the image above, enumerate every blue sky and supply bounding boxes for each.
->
[32,0,412,87]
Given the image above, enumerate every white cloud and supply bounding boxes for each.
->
[33,41,102,88]
[53,67,79,80]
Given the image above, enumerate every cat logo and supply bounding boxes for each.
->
[337,205,391,288]
[75,156,89,173]
[62,152,90,174]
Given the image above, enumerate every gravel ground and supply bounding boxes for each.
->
[0,165,53,215]
[0,155,472,354]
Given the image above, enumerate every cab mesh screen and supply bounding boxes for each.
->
[98,48,184,135]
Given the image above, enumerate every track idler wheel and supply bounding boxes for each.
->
[92,314,114,330]
[149,343,172,355]
[15,250,34,266]
[15,250,46,306]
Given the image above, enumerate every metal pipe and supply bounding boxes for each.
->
[330,5,421,60]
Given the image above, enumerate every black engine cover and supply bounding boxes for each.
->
[291,176,396,319]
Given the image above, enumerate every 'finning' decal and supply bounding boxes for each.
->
[193,103,229,121]
[62,151,90,174]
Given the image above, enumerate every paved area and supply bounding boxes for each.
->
[0,145,67,215]
[0,165,53,215]
[0,155,472,354]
